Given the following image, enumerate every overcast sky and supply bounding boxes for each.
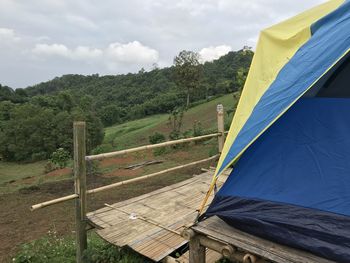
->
[0,0,324,88]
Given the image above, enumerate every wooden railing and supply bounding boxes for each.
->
[30,104,226,263]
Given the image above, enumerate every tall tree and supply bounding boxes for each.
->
[173,50,202,107]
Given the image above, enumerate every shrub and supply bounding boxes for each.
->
[149,132,167,156]
[148,132,166,144]
[50,148,70,169]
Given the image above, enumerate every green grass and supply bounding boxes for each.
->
[13,232,151,263]
[102,93,236,150]
[0,161,46,185]
[13,231,232,263]
[0,160,73,194]
[104,114,168,149]
[0,161,47,194]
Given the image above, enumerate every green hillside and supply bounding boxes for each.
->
[0,50,252,162]
[103,93,236,150]
[0,93,237,194]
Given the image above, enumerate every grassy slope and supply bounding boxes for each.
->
[103,93,235,149]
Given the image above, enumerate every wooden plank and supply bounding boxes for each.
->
[193,216,334,263]
[177,249,222,263]
[86,171,216,226]
[86,169,232,262]
[86,171,212,219]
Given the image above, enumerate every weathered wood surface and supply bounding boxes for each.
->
[87,169,229,262]
[192,216,335,263]
[189,236,205,263]
[163,249,221,263]
[73,122,87,263]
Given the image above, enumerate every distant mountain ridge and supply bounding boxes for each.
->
[0,50,253,162]
[1,50,253,126]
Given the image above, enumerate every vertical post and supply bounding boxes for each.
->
[189,235,206,263]
[73,122,87,263]
[217,104,225,153]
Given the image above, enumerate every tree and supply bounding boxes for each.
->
[234,67,248,92]
[173,50,202,107]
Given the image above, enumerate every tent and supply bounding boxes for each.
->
[203,0,350,262]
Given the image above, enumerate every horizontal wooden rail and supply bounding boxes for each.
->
[86,133,221,161]
[31,193,79,211]
[87,154,219,194]
[31,154,219,211]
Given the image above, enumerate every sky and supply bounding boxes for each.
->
[0,0,324,88]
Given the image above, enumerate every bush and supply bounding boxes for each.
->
[149,132,167,156]
[148,132,166,144]
[50,148,70,169]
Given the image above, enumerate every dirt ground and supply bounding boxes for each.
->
[0,162,212,262]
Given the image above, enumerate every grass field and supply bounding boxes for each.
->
[103,93,236,149]
[0,161,73,194]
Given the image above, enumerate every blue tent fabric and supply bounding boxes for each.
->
[217,1,350,176]
[205,99,350,262]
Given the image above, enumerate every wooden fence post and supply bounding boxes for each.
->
[217,104,225,153]
[73,121,87,263]
[189,235,206,263]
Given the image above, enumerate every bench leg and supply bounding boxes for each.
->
[189,236,205,263]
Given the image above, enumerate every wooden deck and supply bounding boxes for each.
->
[87,168,334,263]
[87,169,229,262]
[191,216,335,263]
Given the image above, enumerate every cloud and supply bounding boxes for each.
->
[0,27,21,43]
[199,45,232,62]
[0,0,325,88]
[106,41,159,64]
[73,46,103,60]
[65,14,98,30]
[33,43,70,57]
[32,41,158,68]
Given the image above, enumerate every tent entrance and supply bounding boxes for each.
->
[305,51,350,98]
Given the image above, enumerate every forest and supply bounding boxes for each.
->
[0,49,253,162]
